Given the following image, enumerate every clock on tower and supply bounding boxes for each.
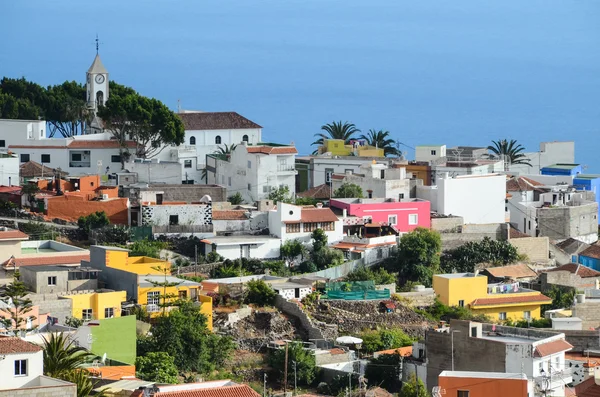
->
[86,51,109,111]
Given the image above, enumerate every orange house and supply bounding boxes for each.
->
[438,371,530,397]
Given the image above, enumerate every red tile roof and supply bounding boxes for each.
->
[0,186,22,194]
[329,348,346,355]
[506,176,546,192]
[575,376,600,397]
[374,346,413,357]
[212,210,248,220]
[471,294,552,307]
[546,263,600,278]
[155,384,261,397]
[483,264,537,279]
[20,161,63,179]
[581,245,600,260]
[300,207,339,223]
[2,254,89,269]
[297,184,332,199]
[178,111,262,130]
[68,140,137,149]
[534,339,573,357]
[0,230,29,240]
[509,227,529,239]
[0,337,43,354]
[246,146,297,155]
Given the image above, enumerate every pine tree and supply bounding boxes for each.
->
[0,271,36,335]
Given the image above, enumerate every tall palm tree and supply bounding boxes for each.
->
[214,143,237,156]
[487,139,532,171]
[311,121,360,148]
[42,332,94,378]
[359,129,401,157]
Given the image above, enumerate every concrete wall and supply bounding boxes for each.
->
[510,237,550,263]
[274,295,337,340]
[0,383,76,397]
[541,271,600,292]
[213,212,268,235]
[538,203,599,244]
[508,141,575,175]
[431,216,463,232]
[141,203,212,227]
[571,300,600,330]
[396,289,435,307]
[124,160,182,184]
[563,330,600,352]
[27,293,73,323]
[145,184,226,203]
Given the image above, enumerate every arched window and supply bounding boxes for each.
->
[96,91,104,106]
[243,135,249,142]
[215,135,222,144]
[190,136,196,145]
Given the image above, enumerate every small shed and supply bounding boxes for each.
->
[552,317,583,331]
[271,282,312,300]
[379,300,397,313]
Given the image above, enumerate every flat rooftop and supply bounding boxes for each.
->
[436,273,481,279]
[439,371,527,380]
[543,163,580,170]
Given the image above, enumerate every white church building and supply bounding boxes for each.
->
[0,51,265,185]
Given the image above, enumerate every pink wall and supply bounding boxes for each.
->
[330,199,431,232]
[0,305,48,329]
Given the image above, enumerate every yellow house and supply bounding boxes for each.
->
[61,290,127,321]
[321,139,385,158]
[433,273,552,322]
[88,246,213,330]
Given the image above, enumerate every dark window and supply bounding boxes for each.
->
[215,135,222,144]
[399,193,405,200]
[41,154,50,163]
[82,309,92,320]
[528,220,531,230]
[111,155,121,163]
[179,290,187,299]
[380,170,385,179]
[184,160,192,168]
[457,391,469,397]
[14,359,27,376]
[169,215,179,225]
[471,326,477,337]
[190,136,196,145]
[71,153,82,162]
[48,276,57,286]
[0,140,5,147]
[248,183,251,191]
[368,191,373,199]
[20,154,30,162]
[243,135,249,142]
[458,300,464,307]
[294,288,300,298]
[286,223,300,233]
[105,307,114,318]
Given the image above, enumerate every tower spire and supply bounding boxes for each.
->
[95,34,99,54]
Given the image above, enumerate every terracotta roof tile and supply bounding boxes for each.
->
[2,254,89,269]
[297,184,332,199]
[246,146,297,155]
[374,346,413,357]
[471,294,552,307]
[581,245,600,260]
[575,376,600,397]
[0,337,43,354]
[509,227,529,239]
[68,140,137,149]
[546,263,600,278]
[555,238,589,254]
[329,348,346,355]
[0,186,23,194]
[300,207,339,223]
[212,210,248,220]
[179,112,262,130]
[506,176,546,192]
[534,339,573,357]
[484,264,537,279]
[0,230,29,240]
[156,384,261,397]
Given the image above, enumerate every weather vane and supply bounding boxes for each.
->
[94,34,103,54]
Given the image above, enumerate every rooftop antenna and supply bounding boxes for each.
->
[93,34,103,55]
[452,148,464,164]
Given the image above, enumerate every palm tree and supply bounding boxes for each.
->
[311,121,360,148]
[214,143,237,156]
[42,332,94,378]
[62,369,109,397]
[487,139,532,171]
[359,129,401,157]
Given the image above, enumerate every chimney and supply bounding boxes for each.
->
[316,202,323,208]
[343,208,347,218]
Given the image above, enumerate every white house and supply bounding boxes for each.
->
[508,141,575,175]
[271,282,312,300]
[0,152,19,186]
[0,337,76,396]
[417,173,507,224]
[122,158,183,185]
[138,191,213,235]
[162,111,263,183]
[415,144,447,163]
[506,176,598,243]
[201,235,282,260]
[331,162,418,200]
[297,155,389,189]
[206,142,297,204]
[269,202,343,245]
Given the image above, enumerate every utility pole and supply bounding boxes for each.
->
[292,360,297,396]
[263,373,267,397]
[348,372,351,397]
[195,244,198,277]
[283,342,289,393]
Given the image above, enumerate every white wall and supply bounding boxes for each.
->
[0,350,44,390]
[0,119,46,145]
[124,160,182,184]
[185,127,262,168]
[509,142,575,175]
[426,174,506,224]
[142,204,212,226]
[208,238,281,260]
[432,161,504,185]
[331,166,412,199]
[270,203,343,244]
[275,286,312,300]
[415,145,446,162]
[0,155,19,186]
[310,157,389,187]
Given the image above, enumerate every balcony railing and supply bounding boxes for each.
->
[277,165,297,172]
[535,368,573,390]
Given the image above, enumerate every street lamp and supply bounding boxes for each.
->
[451,330,461,371]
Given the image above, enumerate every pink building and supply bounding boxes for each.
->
[330,198,430,233]
[0,303,49,331]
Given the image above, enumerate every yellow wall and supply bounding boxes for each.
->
[357,147,385,157]
[137,284,213,330]
[62,291,127,320]
[105,249,170,275]
[433,275,487,306]
[323,139,385,158]
[472,304,543,321]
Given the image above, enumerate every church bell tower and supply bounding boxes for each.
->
[86,35,109,113]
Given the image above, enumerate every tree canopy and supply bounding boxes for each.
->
[0,271,35,334]
[359,129,401,157]
[333,183,364,198]
[387,228,441,287]
[440,237,521,273]
[245,279,277,306]
[488,139,532,171]
[312,121,360,147]
[136,352,179,384]
[269,342,317,386]
[365,353,403,392]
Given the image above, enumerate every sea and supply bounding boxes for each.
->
[1,0,599,170]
